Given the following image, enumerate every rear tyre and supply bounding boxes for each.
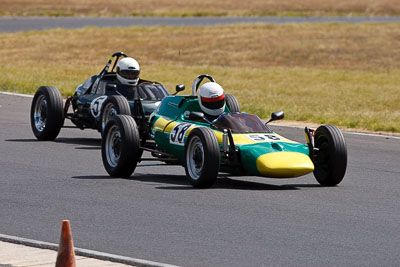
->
[313,125,347,186]
[100,95,131,132]
[184,127,220,188]
[30,86,64,140]
[102,115,140,178]
[225,94,240,113]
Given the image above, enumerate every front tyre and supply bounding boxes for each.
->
[184,127,220,188]
[102,115,140,178]
[100,95,131,132]
[30,86,64,140]
[313,125,347,186]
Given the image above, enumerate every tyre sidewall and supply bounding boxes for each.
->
[313,125,347,186]
[101,115,139,177]
[184,127,220,188]
[30,86,64,140]
[225,94,240,113]
[99,95,131,132]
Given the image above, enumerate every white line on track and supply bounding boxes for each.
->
[1,90,399,140]
[0,91,33,98]
[345,131,400,140]
[272,124,400,140]
[0,233,179,267]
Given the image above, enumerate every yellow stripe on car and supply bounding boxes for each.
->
[164,121,180,133]
[153,117,171,132]
[153,118,196,138]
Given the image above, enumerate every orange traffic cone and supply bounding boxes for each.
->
[55,220,76,267]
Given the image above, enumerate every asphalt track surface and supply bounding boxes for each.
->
[1,92,400,266]
[1,16,400,33]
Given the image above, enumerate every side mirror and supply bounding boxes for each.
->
[266,111,284,124]
[184,111,213,124]
[106,84,117,91]
[173,84,185,95]
[187,111,205,121]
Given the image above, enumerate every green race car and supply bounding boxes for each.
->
[102,74,347,188]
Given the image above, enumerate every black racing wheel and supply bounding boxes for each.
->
[184,127,220,188]
[99,95,131,132]
[313,125,347,186]
[30,86,64,140]
[225,94,240,113]
[102,115,140,178]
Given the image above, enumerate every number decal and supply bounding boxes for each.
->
[248,134,266,141]
[90,96,108,118]
[170,126,179,142]
[267,135,281,141]
[169,123,193,145]
[247,134,281,142]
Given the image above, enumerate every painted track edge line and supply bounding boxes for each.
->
[270,124,400,140]
[0,234,179,267]
[0,91,33,98]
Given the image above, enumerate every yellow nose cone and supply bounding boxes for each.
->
[256,152,314,178]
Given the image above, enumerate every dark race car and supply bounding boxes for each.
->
[30,52,182,140]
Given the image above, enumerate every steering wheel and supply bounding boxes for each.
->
[191,74,216,95]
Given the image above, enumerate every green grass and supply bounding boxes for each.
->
[1,63,399,132]
[1,0,400,17]
[0,24,399,133]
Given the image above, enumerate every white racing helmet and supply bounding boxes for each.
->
[198,82,225,116]
[116,57,140,85]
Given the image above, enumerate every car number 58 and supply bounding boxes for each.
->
[248,134,281,142]
[170,123,193,145]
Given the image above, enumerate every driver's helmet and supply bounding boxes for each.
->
[198,82,225,117]
[116,57,140,85]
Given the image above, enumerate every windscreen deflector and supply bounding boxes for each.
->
[214,113,272,133]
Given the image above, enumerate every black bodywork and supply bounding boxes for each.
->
[63,52,170,131]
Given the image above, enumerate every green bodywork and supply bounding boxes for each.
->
[237,142,310,176]
[150,95,312,177]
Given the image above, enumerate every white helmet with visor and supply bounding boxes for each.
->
[116,57,140,85]
[197,82,225,117]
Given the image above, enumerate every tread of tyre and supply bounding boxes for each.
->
[30,86,64,141]
[225,94,240,113]
[101,115,140,178]
[313,125,347,186]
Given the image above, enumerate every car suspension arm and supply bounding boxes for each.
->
[304,127,314,159]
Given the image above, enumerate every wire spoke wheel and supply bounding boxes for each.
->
[30,86,64,140]
[33,95,48,132]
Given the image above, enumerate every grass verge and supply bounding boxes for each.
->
[0,0,399,17]
[0,24,399,132]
